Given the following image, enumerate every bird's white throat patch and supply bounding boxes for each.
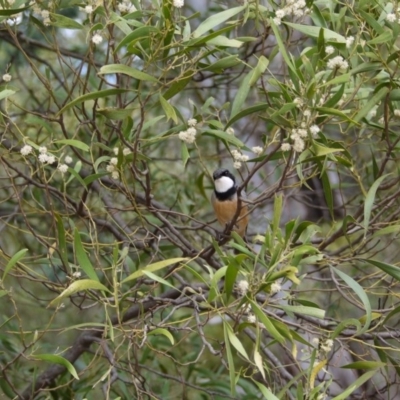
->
[214,176,234,193]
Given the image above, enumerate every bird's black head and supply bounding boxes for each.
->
[213,168,235,183]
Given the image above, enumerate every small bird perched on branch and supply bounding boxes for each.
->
[211,168,249,238]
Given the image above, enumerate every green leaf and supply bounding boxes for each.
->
[57,89,130,116]
[332,267,371,334]
[203,129,245,148]
[99,64,159,83]
[143,270,175,289]
[54,139,90,152]
[97,107,135,120]
[206,36,243,47]
[253,381,280,400]
[331,370,377,400]
[363,174,391,235]
[192,6,246,38]
[56,215,69,269]
[254,350,265,380]
[226,103,269,128]
[230,70,252,118]
[115,26,159,52]
[225,324,249,360]
[223,322,236,395]
[0,5,30,16]
[270,20,297,76]
[368,30,392,45]
[353,86,389,123]
[224,262,238,300]
[148,328,175,345]
[362,258,400,281]
[284,22,346,43]
[249,55,269,86]
[122,257,188,283]
[34,354,79,380]
[0,89,16,101]
[49,279,111,307]
[3,248,28,281]
[316,107,357,124]
[280,305,325,319]
[249,300,285,343]
[203,55,241,72]
[74,229,99,282]
[49,13,83,29]
[163,71,193,100]
[159,95,178,123]
[312,142,344,156]
[181,142,190,167]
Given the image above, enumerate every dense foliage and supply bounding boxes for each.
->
[1,0,400,399]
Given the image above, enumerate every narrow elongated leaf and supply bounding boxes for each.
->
[332,267,371,334]
[226,325,249,360]
[223,322,236,395]
[159,95,178,123]
[0,89,16,101]
[122,257,188,283]
[364,174,390,235]
[115,26,159,52]
[148,328,175,345]
[192,6,245,38]
[331,370,376,400]
[226,103,269,128]
[99,64,158,83]
[143,270,175,289]
[49,279,111,307]
[254,350,265,380]
[270,20,297,76]
[284,22,346,42]
[54,139,89,152]
[362,258,400,281]
[50,13,83,29]
[57,89,130,115]
[34,354,79,379]
[203,129,245,148]
[280,305,325,319]
[56,215,69,269]
[250,300,285,343]
[353,87,389,122]
[3,249,28,281]
[230,71,252,118]
[74,229,99,282]
[342,361,385,369]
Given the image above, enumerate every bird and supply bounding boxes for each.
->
[211,168,249,238]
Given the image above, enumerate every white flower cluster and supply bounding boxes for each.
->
[173,0,184,8]
[325,45,335,55]
[178,118,198,144]
[106,157,119,180]
[273,0,309,26]
[327,56,349,71]
[252,146,263,156]
[345,36,355,49]
[113,146,132,156]
[386,9,400,23]
[117,0,136,13]
[20,144,72,175]
[84,5,93,14]
[231,149,249,169]
[270,281,281,295]
[40,9,51,26]
[92,32,103,44]
[237,280,249,296]
[320,339,334,353]
[3,73,11,82]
